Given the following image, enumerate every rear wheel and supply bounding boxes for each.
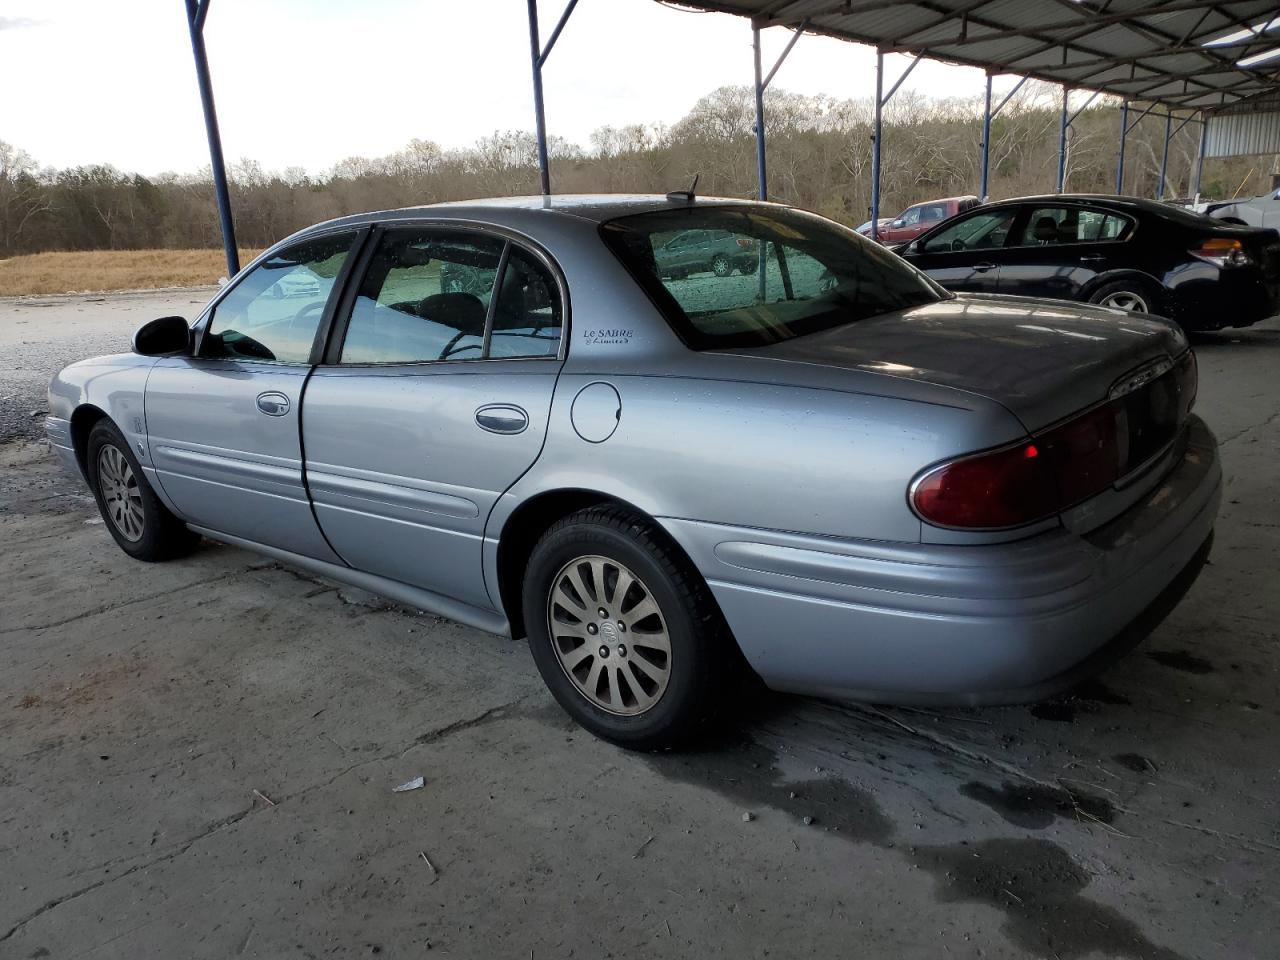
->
[1090,281,1152,313]
[86,420,199,561]
[523,506,733,750]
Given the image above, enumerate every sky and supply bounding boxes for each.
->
[0,0,999,176]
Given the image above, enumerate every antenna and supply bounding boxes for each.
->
[666,174,700,203]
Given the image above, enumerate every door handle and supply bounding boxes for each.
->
[1079,254,1105,263]
[255,392,291,417]
[973,262,998,272]
[475,403,529,435]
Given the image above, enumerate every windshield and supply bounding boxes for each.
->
[600,205,946,350]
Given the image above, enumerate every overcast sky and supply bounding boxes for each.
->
[0,0,998,175]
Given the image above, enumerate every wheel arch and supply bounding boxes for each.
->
[69,404,109,477]
[1080,269,1167,311]
[493,487,709,642]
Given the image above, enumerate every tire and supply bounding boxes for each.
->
[522,506,735,750]
[711,255,732,278]
[86,420,199,562]
[738,259,758,276]
[1089,280,1154,314]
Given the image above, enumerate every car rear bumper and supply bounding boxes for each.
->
[1169,270,1280,330]
[661,414,1220,705]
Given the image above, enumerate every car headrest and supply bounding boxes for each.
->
[1032,216,1059,243]
[418,292,487,336]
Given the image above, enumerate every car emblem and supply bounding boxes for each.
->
[600,621,618,644]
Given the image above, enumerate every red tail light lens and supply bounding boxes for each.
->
[911,351,1197,530]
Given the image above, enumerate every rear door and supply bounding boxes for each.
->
[901,206,1018,294]
[145,231,362,560]
[301,225,565,608]
[996,204,1135,301]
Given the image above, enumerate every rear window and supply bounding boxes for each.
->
[599,206,945,350]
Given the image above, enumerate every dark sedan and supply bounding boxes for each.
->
[897,195,1280,330]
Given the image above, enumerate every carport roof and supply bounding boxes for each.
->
[669,1,1280,112]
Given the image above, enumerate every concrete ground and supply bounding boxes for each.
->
[1,290,1277,959]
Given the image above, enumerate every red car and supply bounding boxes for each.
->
[877,196,981,244]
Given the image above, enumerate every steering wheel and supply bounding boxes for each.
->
[951,238,966,252]
[292,301,325,326]
[440,332,483,360]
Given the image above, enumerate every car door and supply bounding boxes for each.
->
[995,205,1135,301]
[900,207,1018,294]
[301,225,565,609]
[145,230,363,561]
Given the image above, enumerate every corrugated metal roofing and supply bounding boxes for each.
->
[668,0,1280,112]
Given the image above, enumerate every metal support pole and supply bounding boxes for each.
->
[184,0,238,278]
[1193,115,1207,198]
[1057,87,1069,194]
[979,74,992,202]
[871,51,883,241]
[753,25,767,201]
[1158,112,1172,200]
[527,0,551,195]
[1115,100,1129,195]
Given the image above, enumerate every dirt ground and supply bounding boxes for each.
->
[1,291,1277,959]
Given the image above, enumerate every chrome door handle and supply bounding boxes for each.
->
[256,392,291,417]
[973,262,998,272]
[1079,254,1105,263]
[475,403,529,435]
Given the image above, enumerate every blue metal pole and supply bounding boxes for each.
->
[753,24,767,201]
[1057,87,1068,193]
[527,0,551,195]
[871,51,883,241]
[184,0,238,278]
[1158,112,1172,199]
[979,74,992,201]
[1115,100,1129,195]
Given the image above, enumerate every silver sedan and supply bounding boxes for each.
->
[47,196,1220,749]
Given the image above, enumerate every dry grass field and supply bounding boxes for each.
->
[0,249,262,297]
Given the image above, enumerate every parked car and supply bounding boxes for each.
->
[855,217,894,237]
[1206,186,1280,229]
[49,196,1219,749]
[876,195,981,244]
[652,227,757,278]
[897,194,1280,330]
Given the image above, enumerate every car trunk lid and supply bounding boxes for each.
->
[712,294,1188,433]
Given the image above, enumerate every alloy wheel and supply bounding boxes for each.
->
[97,444,145,542]
[711,256,732,277]
[1100,290,1148,312]
[547,555,672,716]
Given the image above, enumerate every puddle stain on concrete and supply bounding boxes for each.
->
[959,780,1115,829]
[1146,650,1215,674]
[914,839,1185,960]
[639,735,1179,960]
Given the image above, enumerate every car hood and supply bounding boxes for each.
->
[715,293,1188,431]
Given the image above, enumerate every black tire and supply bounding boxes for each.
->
[737,258,758,276]
[523,506,735,750]
[86,420,199,562]
[711,255,732,278]
[1088,279,1156,314]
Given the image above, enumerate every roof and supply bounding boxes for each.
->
[672,1,1280,112]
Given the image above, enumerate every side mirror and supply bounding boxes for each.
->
[132,315,191,356]
[892,219,905,228]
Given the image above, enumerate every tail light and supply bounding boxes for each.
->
[911,351,1197,530]
[1189,237,1252,267]
[736,237,757,249]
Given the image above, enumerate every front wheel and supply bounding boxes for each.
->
[523,506,734,750]
[711,255,732,278]
[86,420,199,561]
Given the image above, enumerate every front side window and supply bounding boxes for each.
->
[340,230,562,364]
[899,206,923,225]
[204,233,355,363]
[919,203,948,223]
[919,209,1018,253]
[601,206,944,350]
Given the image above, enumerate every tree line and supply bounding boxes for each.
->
[1,81,1273,258]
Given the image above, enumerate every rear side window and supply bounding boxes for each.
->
[340,230,562,364]
[601,206,944,350]
[1019,206,1134,246]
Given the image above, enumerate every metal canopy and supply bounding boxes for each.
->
[675,1,1280,112]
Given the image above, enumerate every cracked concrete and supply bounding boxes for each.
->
[0,295,1277,958]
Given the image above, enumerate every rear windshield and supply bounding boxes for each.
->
[599,206,946,349]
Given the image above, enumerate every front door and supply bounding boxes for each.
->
[145,231,361,561]
[904,207,1019,294]
[302,227,565,608]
